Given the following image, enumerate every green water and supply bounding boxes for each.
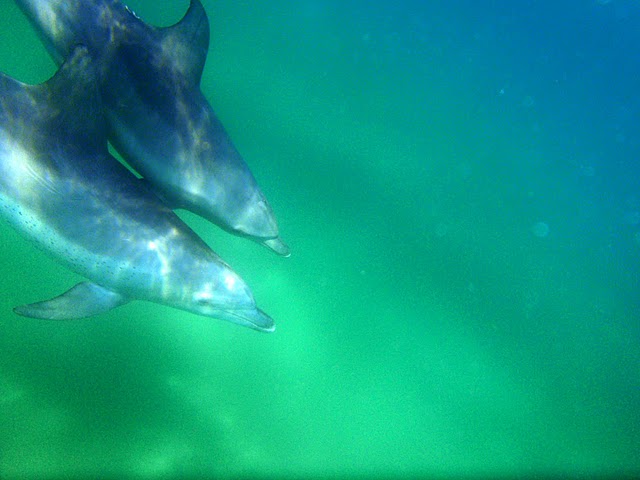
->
[0,0,639,478]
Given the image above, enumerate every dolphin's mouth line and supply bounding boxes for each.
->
[210,307,275,332]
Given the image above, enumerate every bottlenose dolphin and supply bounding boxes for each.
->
[0,46,274,332]
[15,0,290,256]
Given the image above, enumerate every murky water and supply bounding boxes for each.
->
[1,0,639,478]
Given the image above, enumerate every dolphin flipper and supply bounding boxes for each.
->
[13,282,129,320]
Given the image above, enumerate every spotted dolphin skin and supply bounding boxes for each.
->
[15,0,289,256]
[0,46,274,332]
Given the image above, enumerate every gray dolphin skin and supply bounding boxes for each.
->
[0,46,275,332]
[15,0,290,256]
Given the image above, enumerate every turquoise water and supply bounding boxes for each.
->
[1,0,639,478]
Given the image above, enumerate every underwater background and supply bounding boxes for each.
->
[0,0,639,478]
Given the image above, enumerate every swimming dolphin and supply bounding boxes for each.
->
[0,46,275,332]
[15,0,290,256]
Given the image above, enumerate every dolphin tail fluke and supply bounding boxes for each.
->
[13,282,128,320]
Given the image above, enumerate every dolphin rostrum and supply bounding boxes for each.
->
[0,46,275,332]
[15,0,290,256]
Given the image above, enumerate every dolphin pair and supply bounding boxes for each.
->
[0,46,274,331]
[15,0,289,256]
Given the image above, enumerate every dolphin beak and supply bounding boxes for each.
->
[263,237,291,257]
[246,309,276,332]
[215,307,276,332]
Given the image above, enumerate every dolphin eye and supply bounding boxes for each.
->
[194,282,216,305]
[194,291,214,306]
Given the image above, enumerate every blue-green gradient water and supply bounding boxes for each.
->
[1,0,639,478]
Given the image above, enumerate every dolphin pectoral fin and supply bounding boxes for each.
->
[13,282,129,320]
[262,237,291,257]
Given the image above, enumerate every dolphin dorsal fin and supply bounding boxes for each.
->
[0,45,107,153]
[155,0,210,86]
[43,45,107,146]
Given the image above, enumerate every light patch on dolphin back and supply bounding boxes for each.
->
[147,237,171,276]
[159,36,193,78]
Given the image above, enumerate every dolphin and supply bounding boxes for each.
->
[15,0,290,256]
[0,46,275,332]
